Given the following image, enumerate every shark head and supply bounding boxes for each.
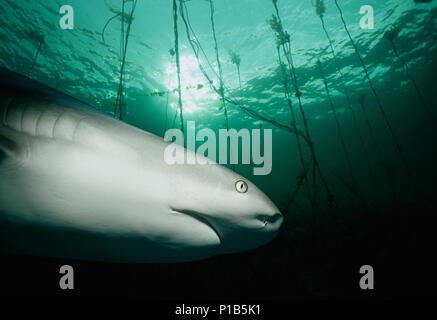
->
[163,147,283,255]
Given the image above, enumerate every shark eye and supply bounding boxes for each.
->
[235,180,248,193]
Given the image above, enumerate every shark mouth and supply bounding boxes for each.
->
[171,208,222,245]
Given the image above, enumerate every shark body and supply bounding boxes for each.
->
[0,67,282,263]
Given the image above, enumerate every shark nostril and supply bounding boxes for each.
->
[264,213,283,226]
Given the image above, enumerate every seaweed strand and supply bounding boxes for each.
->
[101,13,120,43]
[224,97,310,142]
[26,30,44,77]
[284,158,313,213]
[29,39,43,77]
[385,31,437,131]
[178,2,309,142]
[178,2,305,140]
[112,0,136,120]
[278,48,314,210]
[334,0,418,192]
[182,1,221,82]
[317,59,356,186]
[228,50,242,94]
[173,0,184,134]
[318,10,373,175]
[208,0,234,169]
[358,94,383,160]
[271,0,336,208]
[209,0,229,131]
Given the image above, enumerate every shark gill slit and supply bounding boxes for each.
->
[72,117,88,143]
[51,109,67,139]
[2,97,14,126]
[19,99,31,133]
[34,104,48,137]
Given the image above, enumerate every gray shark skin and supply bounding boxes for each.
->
[0,67,283,263]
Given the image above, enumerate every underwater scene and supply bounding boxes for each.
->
[0,0,436,301]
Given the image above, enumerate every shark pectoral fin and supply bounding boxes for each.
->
[0,133,21,159]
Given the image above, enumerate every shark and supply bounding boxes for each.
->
[0,67,283,263]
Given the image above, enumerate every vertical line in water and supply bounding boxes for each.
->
[29,39,44,78]
[319,15,373,175]
[334,0,418,193]
[208,0,234,170]
[389,39,437,132]
[317,59,357,187]
[173,0,184,135]
[277,47,314,211]
[272,0,336,209]
[358,95,383,160]
[115,0,136,120]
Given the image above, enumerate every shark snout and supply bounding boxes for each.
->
[263,212,283,229]
[257,195,283,230]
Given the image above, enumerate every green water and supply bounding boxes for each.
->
[0,0,436,298]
